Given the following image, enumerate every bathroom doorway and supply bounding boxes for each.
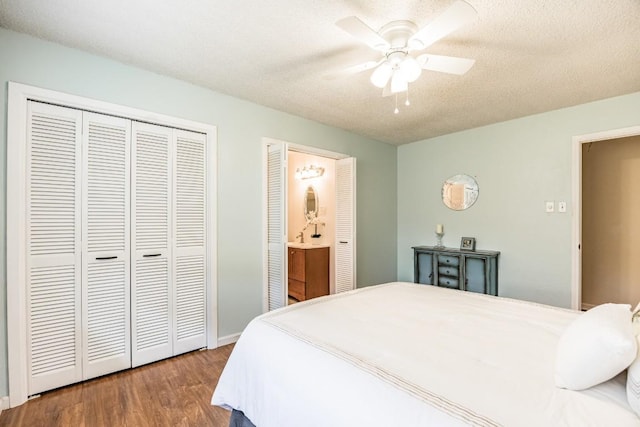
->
[263,138,356,312]
[287,150,336,300]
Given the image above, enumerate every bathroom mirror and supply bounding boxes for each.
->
[304,185,319,221]
[442,174,479,211]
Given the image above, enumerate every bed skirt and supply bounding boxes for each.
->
[230,409,256,427]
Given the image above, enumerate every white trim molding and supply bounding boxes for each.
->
[571,125,640,310]
[7,82,30,408]
[0,396,10,412]
[217,333,241,347]
[7,82,218,407]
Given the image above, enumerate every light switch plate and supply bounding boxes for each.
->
[545,201,554,213]
[558,201,567,213]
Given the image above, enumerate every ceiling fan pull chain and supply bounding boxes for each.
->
[394,94,399,114]
[405,89,411,106]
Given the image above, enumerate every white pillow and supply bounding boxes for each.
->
[555,303,636,390]
[626,336,640,416]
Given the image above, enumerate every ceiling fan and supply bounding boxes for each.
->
[336,0,477,100]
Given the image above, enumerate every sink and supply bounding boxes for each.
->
[287,242,329,249]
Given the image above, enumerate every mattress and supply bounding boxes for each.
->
[212,282,639,426]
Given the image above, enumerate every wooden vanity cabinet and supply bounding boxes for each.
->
[288,246,329,301]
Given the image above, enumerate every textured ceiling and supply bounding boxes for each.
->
[1,0,639,145]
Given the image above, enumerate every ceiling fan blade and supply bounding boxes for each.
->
[344,59,384,75]
[417,54,475,75]
[323,58,384,80]
[336,16,390,51]
[409,0,477,50]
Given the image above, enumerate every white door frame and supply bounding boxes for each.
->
[571,125,640,310]
[261,138,351,312]
[7,82,218,407]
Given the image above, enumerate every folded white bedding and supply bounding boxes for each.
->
[212,282,639,426]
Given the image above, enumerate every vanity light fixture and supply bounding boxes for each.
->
[295,165,325,180]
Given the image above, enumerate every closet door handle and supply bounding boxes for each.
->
[95,256,117,260]
[143,253,162,258]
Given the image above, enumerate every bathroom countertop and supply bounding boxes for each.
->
[287,242,330,249]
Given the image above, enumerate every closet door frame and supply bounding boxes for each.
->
[7,82,218,408]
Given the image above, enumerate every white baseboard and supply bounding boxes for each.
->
[217,332,241,347]
[0,395,10,413]
[581,302,596,311]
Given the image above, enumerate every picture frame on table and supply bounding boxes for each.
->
[460,237,476,251]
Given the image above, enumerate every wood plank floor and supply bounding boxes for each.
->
[0,344,234,427]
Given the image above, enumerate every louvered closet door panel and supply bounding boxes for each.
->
[335,157,356,293]
[131,122,172,367]
[173,129,207,354]
[82,112,131,379]
[26,101,83,395]
[266,144,286,311]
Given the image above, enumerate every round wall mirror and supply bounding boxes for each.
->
[442,174,479,211]
[304,185,319,220]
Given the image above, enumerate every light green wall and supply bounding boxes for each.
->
[397,91,640,307]
[4,24,639,401]
[0,28,398,396]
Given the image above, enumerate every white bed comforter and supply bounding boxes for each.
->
[212,282,639,426]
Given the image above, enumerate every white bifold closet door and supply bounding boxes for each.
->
[26,102,132,393]
[173,130,207,355]
[131,123,207,367]
[266,143,287,311]
[25,101,208,394]
[335,157,356,293]
[81,112,131,380]
[26,102,83,394]
[131,122,172,367]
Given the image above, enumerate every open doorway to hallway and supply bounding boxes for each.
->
[581,135,640,309]
[573,126,640,310]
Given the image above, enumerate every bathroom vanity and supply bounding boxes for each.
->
[288,244,329,301]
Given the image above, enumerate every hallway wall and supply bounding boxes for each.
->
[582,135,640,307]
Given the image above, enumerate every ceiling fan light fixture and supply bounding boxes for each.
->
[398,56,422,82]
[390,70,408,94]
[370,61,393,88]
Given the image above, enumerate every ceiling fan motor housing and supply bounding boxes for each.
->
[378,20,418,50]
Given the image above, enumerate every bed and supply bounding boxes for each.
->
[211,282,640,426]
